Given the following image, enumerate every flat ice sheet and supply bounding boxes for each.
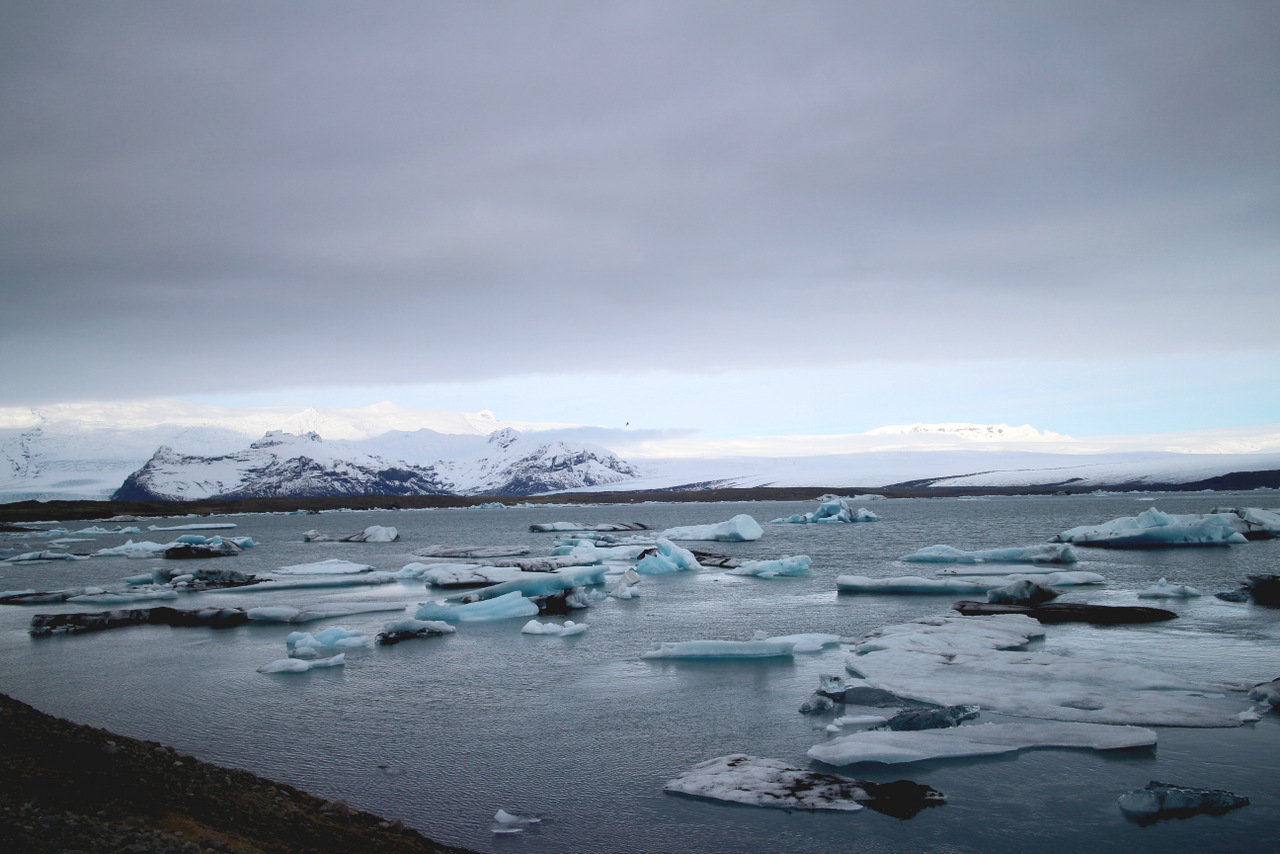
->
[664,755,867,811]
[808,721,1156,766]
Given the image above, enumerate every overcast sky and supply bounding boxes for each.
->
[2,1,1277,439]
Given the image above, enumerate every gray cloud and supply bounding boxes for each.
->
[1,1,1277,404]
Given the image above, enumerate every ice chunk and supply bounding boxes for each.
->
[642,639,795,659]
[808,721,1156,766]
[522,619,588,636]
[1247,678,1279,708]
[273,559,376,576]
[66,586,179,604]
[606,568,642,599]
[95,539,170,558]
[1055,508,1247,548]
[772,498,879,524]
[12,551,89,562]
[530,521,649,532]
[286,626,371,654]
[1210,506,1280,539]
[414,545,531,559]
[491,809,541,834]
[415,590,540,622]
[245,603,408,623]
[72,525,142,535]
[301,529,338,542]
[634,539,702,575]
[726,555,812,578]
[148,523,237,531]
[257,653,345,674]
[1137,577,1203,598]
[1118,781,1249,822]
[755,631,840,652]
[844,615,1251,727]
[375,618,456,645]
[341,525,399,543]
[902,544,1077,564]
[836,575,994,595]
[660,514,763,542]
[413,563,528,587]
[986,579,1060,605]
[444,565,607,603]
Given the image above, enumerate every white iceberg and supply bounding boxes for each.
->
[1137,577,1203,598]
[756,631,840,652]
[257,653,345,674]
[634,539,702,575]
[807,721,1156,766]
[843,615,1251,727]
[286,626,372,654]
[660,514,763,542]
[95,539,170,558]
[415,590,541,622]
[772,498,879,525]
[341,525,399,543]
[836,575,995,595]
[606,568,642,599]
[72,525,142,535]
[444,565,607,603]
[902,544,1077,564]
[642,639,795,660]
[1055,508,1247,548]
[491,809,541,834]
[521,619,588,636]
[273,559,376,576]
[726,555,812,578]
[412,563,528,587]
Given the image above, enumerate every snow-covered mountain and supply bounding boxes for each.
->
[111,428,640,501]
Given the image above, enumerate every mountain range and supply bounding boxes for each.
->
[2,401,1278,502]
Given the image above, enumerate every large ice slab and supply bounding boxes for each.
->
[808,721,1156,766]
[414,590,540,622]
[772,498,879,525]
[902,544,1077,564]
[660,514,763,542]
[726,555,812,578]
[245,603,408,623]
[273,559,376,576]
[1055,508,1247,548]
[844,615,1250,727]
[837,576,995,595]
[410,563,529,587]
[642,639,795,660]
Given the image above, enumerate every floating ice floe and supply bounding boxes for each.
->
[664,755,943,814]
[754,630,840,652]
[660,514,763,542]
[522,619,588,636]
[274,559,377,576]
[808,721,1156,766]
[414,545,531,559]
[415,590,541,622]
[843,614,1251,727]
[375,618,456,645]
[341,525,399,543]
[245,603,408,623]
[529,521,650,532]
[301,529,338,542]
[491,809,541,834]
[1137,578,1203,598]
[1118,781,1250,823]
[11,550,90,562]
[642,639,795,660]
[223,573,397,592]
[902,544,1077,564]
[837,572,1104,594]
[148,523,237,531]
[726,555,812,578]
[444,565,607,604]
[772,498,879,525]
[634,539,701,575]
[1054,508,1247,548]
[257,653,345,674]
[71,525,142,535]
[66,586,180,604]
[408,562,528,587]
[286,627,372,655]
[95,539,169,558]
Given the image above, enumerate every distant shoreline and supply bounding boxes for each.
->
[0,469,1277,524]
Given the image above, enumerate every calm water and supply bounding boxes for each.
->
[2,493,1278,854]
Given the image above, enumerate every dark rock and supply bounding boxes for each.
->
[1118,780,1249,823]
[881,704,980,732]
[953,600,1177,624]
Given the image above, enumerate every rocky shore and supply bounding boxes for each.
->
[0,693,475,854]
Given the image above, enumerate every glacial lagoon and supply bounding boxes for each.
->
[1,492,1278,853]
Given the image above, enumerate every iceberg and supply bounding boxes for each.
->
[772,498,879,524]
[375,618,456,645]
[641,639,795,660]
[148,523,237,531]
[244,603,408,623]
[95,539,170,558]
[273,559,377,576]
[726,555,812,578]
[1210,507,1280,540]
[843,615,1251,727]
[66,586,180,604]
[756,631,840,653]
[529,521,650,532]
[491,809,541,834]
[444,565,607,603]
[257,653,345,674]
[341,525,399,543]
[414,545,531,559]
[660,514,763,542]
[414,590,540,622]
[11,551,89,562]
[606,567,642,599]
[634,539,702,575]
[412,563,528,587]
[1137,577,1202,598]
[836,576,995,595]
[217,574,396,592]
[1118,781,1250,823]
[808,721,1156,766]
[286,626,371,654]
[521,619,588,636]
[1055,508,1247,548]
[72,525,142,535]
[902,544,1077,564]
